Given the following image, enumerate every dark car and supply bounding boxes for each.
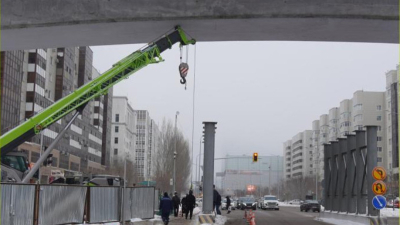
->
[238,197,257,210]
[300,200,321,212]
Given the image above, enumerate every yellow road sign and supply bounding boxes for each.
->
[372,180,387,195]
[372,167,387,180]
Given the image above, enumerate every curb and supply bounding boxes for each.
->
[198,214,215,224]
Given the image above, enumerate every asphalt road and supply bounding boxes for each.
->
[223,206,330,225]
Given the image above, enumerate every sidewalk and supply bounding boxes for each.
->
[127,215,200,225]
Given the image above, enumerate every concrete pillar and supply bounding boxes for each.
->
[366,126,378,216]
[202,122,217,214]
[323,143,332,211]
[346,134,357,214]
[331,141,339,212]
[355,130,366,215]
[338,138,347,212]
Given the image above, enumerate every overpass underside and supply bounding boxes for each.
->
[1,0,398,50]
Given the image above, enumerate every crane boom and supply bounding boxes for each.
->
[1,26,195,156]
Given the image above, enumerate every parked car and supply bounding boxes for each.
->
[261,195,279,210]
[289,199,303,205]
[231,200,237,210]
[238,197,257,210]
[300,200,321,212]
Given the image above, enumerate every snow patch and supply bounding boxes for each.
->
[215,215,227,225]
[130,218,143,222]
[279,202,300,207]
[380,208,399,217]
[318,217,366,225]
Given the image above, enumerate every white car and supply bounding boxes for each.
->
[261,195,279,210]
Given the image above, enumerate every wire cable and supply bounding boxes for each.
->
[190,44,197,189]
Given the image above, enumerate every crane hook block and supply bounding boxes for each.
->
[179,62,189,84]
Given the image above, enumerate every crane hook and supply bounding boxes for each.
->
[179,62,189,85]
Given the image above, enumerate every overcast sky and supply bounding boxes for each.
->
[91,41,398,175]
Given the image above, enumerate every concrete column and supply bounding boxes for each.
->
[202,122,217,214]
[323,143,332,211]
[331,141,339,212]
[346,134,357,214]
[366,126,378,216]
[355,130,366,214]
[338,138,347,212]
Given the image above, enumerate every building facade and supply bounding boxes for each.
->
[219,154,284,196]
[283,130,313,179]
[0,47,113,183]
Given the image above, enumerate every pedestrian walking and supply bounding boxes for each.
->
[160,192,173,225]
[226,196,231,214]
[213,185,222,215]
[181,194,187,217]
[185,190,196,220]
[172,192,180,217]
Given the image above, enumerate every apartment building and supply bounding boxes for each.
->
[0,47,113,183]
[283,130,313,179]
[111,96,137,166]
[285,67,399,184]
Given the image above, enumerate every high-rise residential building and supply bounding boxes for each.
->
[385,69,398,192]
[0,50,26,135]
[0,47,113,183]
[283,130,313,179]
[110,96,136,166]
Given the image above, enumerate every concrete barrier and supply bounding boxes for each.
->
[319,211,388,225]
[199,214,214,224]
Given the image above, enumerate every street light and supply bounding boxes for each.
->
[173,111,179,193]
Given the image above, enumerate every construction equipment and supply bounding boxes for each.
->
[0,26,196,182]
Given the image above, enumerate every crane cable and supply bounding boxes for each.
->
[190,44,197,189]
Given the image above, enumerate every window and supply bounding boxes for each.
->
[377,136,382,141]
[377,147,382,152]
[377,116,381,121]
[377,157,382,163]
[114,149,118,155]
[354,114,363,122]
[354,104,363,110]
[115,126,119,133]
[389,139,391,145]
[114,137,118,144]
[377,126,381,131]
[115,114,119,122]
[377,105,382,110]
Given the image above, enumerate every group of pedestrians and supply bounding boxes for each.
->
[213,185,232,215]
[159,190,196,225]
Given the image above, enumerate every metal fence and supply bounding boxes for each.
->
[1,184,35,225]
[0,184,155,225]
[324,126,378,216]
[89,187,120,223]
[38,185,87,225]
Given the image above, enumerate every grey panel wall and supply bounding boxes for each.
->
[89,187,120,223]
[1,184,35,225]
[38,185,86,225]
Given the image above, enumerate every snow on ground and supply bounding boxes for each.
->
[279,202,301,207]
[380,208,399,217]
[215,215,227,225]
[130,218,143,222]
[149,215,162,221]
[318,218,366,225]
[193,207,201,215]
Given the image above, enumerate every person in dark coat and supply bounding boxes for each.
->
[213,185,222,215]
[226,196,231,214]
[159,192,173,225]
[185,190,196,220]
[172,192,181,217]
[181,194,187,217]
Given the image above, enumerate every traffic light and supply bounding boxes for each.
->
[253,153,258,162]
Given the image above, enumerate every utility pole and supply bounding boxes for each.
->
[173,111,179,194]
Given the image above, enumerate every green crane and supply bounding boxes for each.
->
[0,26,195,157]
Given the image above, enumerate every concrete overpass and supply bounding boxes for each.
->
[1,0,398,50]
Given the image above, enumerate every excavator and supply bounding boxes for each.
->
[0,26,196,182]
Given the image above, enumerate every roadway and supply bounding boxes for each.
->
[224,206,329,225]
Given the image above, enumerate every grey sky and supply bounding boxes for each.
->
[91,41,398,174]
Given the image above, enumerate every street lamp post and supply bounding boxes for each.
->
[173,111,179,193]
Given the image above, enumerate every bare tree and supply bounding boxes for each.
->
[105,159,140,186]
[282,177,314,201]
[152,118,191,194]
